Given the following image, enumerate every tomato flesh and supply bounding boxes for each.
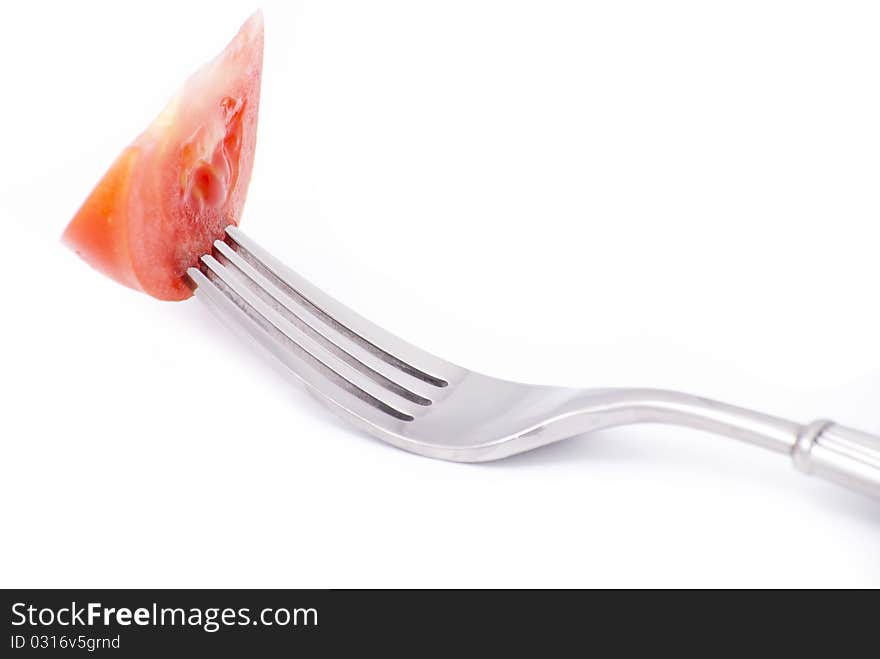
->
[63,12,264,300]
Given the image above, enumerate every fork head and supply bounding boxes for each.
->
[187,226,584,461]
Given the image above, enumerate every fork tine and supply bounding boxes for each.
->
[188,260,418,424]
[211,239,434,406]
[225,226,461,388]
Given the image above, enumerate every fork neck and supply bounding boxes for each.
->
[544,388,880,497]
[559,388,801,454]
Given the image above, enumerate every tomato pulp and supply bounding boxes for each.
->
[63,12,264,300]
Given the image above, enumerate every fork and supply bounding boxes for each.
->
[187,225,880,499]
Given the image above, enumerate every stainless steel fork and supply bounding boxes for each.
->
[187,226,880,498]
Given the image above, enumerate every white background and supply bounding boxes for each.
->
[1,1,878,588]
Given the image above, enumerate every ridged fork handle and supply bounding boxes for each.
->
[793,421,880,498]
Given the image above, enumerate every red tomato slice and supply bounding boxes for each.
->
[63,12,264,300]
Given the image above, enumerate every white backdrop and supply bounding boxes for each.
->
[1,0,878,587]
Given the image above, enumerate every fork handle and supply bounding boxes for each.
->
[556,389,880,498]
[792,421,880,498]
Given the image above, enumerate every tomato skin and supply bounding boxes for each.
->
[62,147,141,290]
[62,12,263,301]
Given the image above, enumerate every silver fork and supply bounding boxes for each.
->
[187,226,880,499]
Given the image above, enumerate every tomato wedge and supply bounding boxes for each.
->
[63,12,264,300]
